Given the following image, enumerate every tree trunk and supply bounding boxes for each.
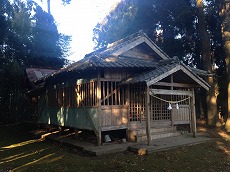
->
[47,0,51,14]
[221,0,230,131]
[196,0,218,126]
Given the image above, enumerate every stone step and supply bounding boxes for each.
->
[136,131,182,143]
[134,126,177,135]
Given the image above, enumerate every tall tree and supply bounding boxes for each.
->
[42,0,71,14]
[196,0,218,126]
[93,0,226,125]
[30,5,66,67]
[93,0,198,63]
[221,0,230,131]
[0,0,71,124]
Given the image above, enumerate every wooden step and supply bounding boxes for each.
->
[128,126,186,142]
[136,131,182,142]
[135,126,177,135]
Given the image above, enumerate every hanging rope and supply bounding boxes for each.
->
[149,92,191,104]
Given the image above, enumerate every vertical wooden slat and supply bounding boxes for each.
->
[97,76,102,145]
[107,82,109,105]
[122,85,125,105]
[86,83,88,106]
[111,81,113,105]
[76,85,78,107]
[92,82,94,106]
[87,83,89,106]
[82,84,84,105]
[118,84,121,105]
[102,81,105,105]
[95,81,97,106]
[85,83,87,106]
[146,86,151,146]
[89,82,92,106]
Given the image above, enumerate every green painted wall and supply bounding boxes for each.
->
[38,95,98,131]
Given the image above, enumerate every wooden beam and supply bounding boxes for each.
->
[146,64,209,90]
[153,82,197,88]
[101,125,127,131]
[149,89,193,96]
[147,66,181,86]
[112,37,145,56]
[100,78,122,82]
[100,87,119,103]
[180,66,209,90]
[76,78,97,85]
[122,49,153,60]
[146,86,151,146]
[144,37,169,60]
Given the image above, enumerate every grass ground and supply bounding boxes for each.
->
[0,123,230,172]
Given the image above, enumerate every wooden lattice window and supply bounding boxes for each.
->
[75,81,98,107]
[151,95,170,121]
[129,84,146,122]
[47,89,59,107]
[150,94,190,121]
[63,87,75,107]
[101,81,126,106]
[48,86,75,108]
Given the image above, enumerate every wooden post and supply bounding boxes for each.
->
[97,75,102,145]
[190,88,197,138]
[126,85,130,141]
[146,86,151,145]
[170,74,173,126]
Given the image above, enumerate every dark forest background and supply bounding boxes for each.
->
[1,0,230,130]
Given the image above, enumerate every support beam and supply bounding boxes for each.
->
[190,88,197,137]
[97,75,102,145]
[149,89,193,96]
[146,86,151,145]
[154,82,197,88]
[126,85,130,141]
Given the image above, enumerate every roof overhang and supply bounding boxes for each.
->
[122,62,210,91]
[147,64,209,90]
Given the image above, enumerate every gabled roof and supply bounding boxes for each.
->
[85,30,169,59]
[34,56,158,84]
[34,31,209,91]
[121,57,210,90]
[35,31,169,83]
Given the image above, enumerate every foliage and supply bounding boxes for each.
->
[93,0,199,64]
[93,0,227,122]
[93,0,223,68]
[0,0,71,124]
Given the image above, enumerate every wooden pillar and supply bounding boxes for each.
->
[146,86,151,145]
[126,85,130,141]
[170,74,173,126]
[190,88,197,138]
[97,76,102,145]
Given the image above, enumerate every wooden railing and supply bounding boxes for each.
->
[171,105,190,125]
[100,105,128,131]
